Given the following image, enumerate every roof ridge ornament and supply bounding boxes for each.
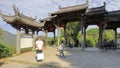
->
[59,5,61,9]
[103,2,106,6]
[35,15,37,20]
[86,0,89,4]
[48,12,51,16]
[13,4,19,16]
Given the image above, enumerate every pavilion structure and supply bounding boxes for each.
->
[0,0,120,54]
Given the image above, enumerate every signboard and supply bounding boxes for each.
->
[20,37,33,48]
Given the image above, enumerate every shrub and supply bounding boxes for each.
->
[0,41,12,58]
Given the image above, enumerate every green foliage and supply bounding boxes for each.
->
[66,22,81,45]
[86,35,95,47]
[0,28,13,58]
[60,28,64,37]
[86,28,99,36]
[0,40,12,58]
[77,28,99,47]
[77,28,115,47]
[86,28,99,47]
[77,32,82,43]
[21,47,32,53]
[8,45,16,54]
[66,22,81,39]
[103,30,115,41]
[47,37,56,46]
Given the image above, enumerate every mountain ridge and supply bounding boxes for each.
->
[2,30,16,46]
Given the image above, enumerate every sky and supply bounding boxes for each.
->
[0,0,120,37]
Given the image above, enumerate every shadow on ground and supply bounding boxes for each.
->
[55,47,120,68]
[29,62,61,68]
[0,62,5,67]
[5,47,120,68]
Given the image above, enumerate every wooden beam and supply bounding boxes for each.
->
[61,15,81,20]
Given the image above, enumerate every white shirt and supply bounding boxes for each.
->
[36,40,43,50]
[59,44,64,50]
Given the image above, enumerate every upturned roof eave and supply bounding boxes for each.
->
[0,13,45,28]
[18,17,45,28]
[51,3,88,15]
[85,2,107,15]
[0,14,17,24]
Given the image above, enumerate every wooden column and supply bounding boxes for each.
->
[84,26,88,48]
[114,28,117,49]
[36,30,39,37]
[32,30,35,51]
[64,25,67,45]
[45,30,48,47]
[16,27,21,55]
[99,26,103,49]
[56,18,60,47]
[81,15,85,51]
[81,26,85,51]
[57,26,60,46]
[53,30,56,41]
[84,28,86,48]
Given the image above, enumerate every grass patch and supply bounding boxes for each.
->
[21,47,33,53]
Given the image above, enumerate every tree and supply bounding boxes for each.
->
[0,41,12,58]
[77,28,99,47]
[77,28,115,47]
[103,30,115,41]
[0,28,12,58]
[65,22,81,46]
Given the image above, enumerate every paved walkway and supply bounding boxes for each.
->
[0,47,120,68]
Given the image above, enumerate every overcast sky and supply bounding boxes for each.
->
[0,0,120,36]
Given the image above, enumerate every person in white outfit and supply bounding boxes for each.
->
[35,36,44,61]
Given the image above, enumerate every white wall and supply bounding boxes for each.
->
[20,38,33,48]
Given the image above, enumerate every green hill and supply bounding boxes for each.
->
[2,30,16,46]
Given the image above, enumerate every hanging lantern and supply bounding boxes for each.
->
[61,23,65,27]
[97,23,102,27]
[50,27,54,31]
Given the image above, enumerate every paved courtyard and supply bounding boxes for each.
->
[0,47,120,68]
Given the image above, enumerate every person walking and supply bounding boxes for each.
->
[59,37,65,58]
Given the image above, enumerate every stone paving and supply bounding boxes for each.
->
[0,47,120,68]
